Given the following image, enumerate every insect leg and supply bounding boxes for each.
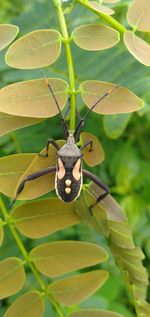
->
[9,166,56,209]
[82,169,109,212]
[39,139,60,157]
[80,140,93,152]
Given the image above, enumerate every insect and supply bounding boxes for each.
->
[9,77,118,210]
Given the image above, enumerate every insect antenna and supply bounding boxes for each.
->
[41,70,69,139]
[74,84,119,141]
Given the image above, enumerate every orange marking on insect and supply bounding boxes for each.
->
[57,158,65,179]
[72,159,81,181]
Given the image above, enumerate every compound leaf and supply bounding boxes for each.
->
[80,81,143,114]
[0,257,25,299]
[4,291,45,317]
[11,198,81,238]
[30,241,108,277]
[5,29,61,69]
[48,270,108,305]
[0,154,36,197]
[103,113,132,139]
[127,0,150,32]
[72,24,119,51]
[0,78,68,118]
[69,310,125,317]
[80,132,105,166]
[0,24,19,51]
[0,112,44,136]
[123,31,150,66]
[0,219,4,246]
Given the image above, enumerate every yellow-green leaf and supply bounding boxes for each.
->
[0,24,19,51]
[80,132,105,166]
[0,219,4,246]
[48,270,108,306]
[104,0,120,3]
[5,29,61,69]
[0,112,44,136]
[109,221,135,249]
[88,2,114,15]
[15,140,65,200]
[72,24,119,51]
[30,241,108,277]
[80,81,143,114]
[0,154,36,197]
[127,0,150,32]
[69,310,125,317]
[4,291,44,317]
[0,257,25,299]
[0,78,68,118]
[11,198,81,238]
[123,31,150,66]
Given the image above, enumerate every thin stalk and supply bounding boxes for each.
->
[0,197,64,317]
[53,0,76,131]
[76,0,126,34]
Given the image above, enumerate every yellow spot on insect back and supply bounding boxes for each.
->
[65,179,71,186]
[65,187,71,194]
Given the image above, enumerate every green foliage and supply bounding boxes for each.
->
[0,1,149,317]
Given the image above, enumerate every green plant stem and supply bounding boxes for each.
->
[0,197,64,317]
[53,0,76,131]
[76,0,126,34]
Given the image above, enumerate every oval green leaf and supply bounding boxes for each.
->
[123,31,150,66]
[0,24,19,51]
[72,24,119,51]
[0,154,36,197]
[0,257,25,299]
[69,310,125,317]
[103,113,132,139]
[5,29,61,69]
[80,132,105,166]
[80,81,143,114]
[0,112,44,136]
[104,0,120,3]
[109,221,134,249]
[48,270,108,306]
[0,219,4,246]
[0,78,68,118]
[4,291,44,317]
[11,198,81,238]
[88,2,114,15]
[127,0,150,32]
[30,241,108,277]
[15,140,65,200]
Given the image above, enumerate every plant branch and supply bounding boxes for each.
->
[76,0,126,34]
[0,197,64,317]
[53,0,76,131]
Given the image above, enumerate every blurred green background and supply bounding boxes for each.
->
[0,1,149,316]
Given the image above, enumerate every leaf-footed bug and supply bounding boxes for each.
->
[9,75,119,210]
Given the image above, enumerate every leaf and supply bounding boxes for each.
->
[127,0,150,32]
[104,0,120,3]
[4,291,45,317]
[103,113,132,139]
[72,24,119,51]
[5,29,61,69]
[48,270,108,306]
[123,31,150,66]
[0,78,68,118]
[88,2,114,15]
[80,81,143,114]
[15,140,65,200]
[69,309,125,317]
[11,198,81,238]
[0,112,44,136]
[30,241,108,277]
[0,257,25,299]
[80,132,105,166]
[0,24,19,51]
[0,219,4,246]
[0,154,36,197]
[109,221,135,249]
